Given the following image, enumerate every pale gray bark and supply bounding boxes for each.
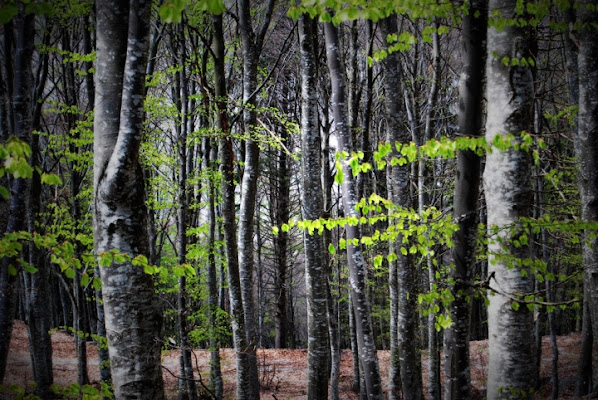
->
[443,1,487,399]
[484,0,537,397]
[299,13,329,399]
[576,1,598,395]
[323,20,384,400]
[93,1,164,398]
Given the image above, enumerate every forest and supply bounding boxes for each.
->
[0,0,597,399]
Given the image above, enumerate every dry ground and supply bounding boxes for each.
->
[3,320,582,399]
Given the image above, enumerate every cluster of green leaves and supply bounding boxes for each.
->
[50,382,113,400]
[288,0,461,25]
[0,380,113,400]
[0,136,34,199]
[0,0,55,25]
[158,0,225,23]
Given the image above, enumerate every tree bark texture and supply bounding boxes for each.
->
[93,1,164,398]
[236,1,275,396]
[443,1,487,399]
[576,1,598,395]
[0,7,35,384]
[299,14,329,399]
[212,13,252,400]
[484,0,537,397]
[379,15,414,400]
[323,20,384,400]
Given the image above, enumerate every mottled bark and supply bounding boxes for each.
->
[484,0,536,397]
[379,15,413,400]
[93,1,164,398]
[323,20,384,400]
[576,1,598,395]
[443,1,487,399]
[299,14,329,399]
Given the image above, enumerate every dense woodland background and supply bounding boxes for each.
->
[0,0,597,399]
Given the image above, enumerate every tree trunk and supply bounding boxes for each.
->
[576,1,598,395]
[93,1,164,398]
[298,13,330,399]
[443,1,487,399]
[379,15,412,400]
[484,0,537,397]
[24,31,53,396]
[236,1,275,396]
[0,7,35,384]
[323,20,384,400]
[206,136,223,399]
[211,13,252,399]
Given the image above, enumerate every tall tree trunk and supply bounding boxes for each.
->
[298,13,329,399]
[443,1,487,399]
[24,28,52,396]
[206,136,223,399]
[484,0,537,397]
[172,25,197,400]
[236,1,275,397]
[93,1,164,398]
[273,129,290,349]
[323,20,384,400]
[0,7,35,384]
[211,13,252,399]
[576,1,598,395]
[379,15,412,400]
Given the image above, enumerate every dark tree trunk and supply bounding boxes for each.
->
[211,13,252,399]
[298,13,330,399]
[576,1,598,395]
[0,7,35,384]
[443,1,487,399]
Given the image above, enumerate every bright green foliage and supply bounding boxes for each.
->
[0,137,34,194]
[159,0,225,23]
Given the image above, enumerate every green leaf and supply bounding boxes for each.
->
[64,268,75,279]
[0,3,18,25]
[334,161,344,185]
[159,0,185,23]
[0,186,9,199]
[92,277,102,291]
[98,252,113,267]
[41,173,63,185]
[199,0,226,15]
[511,301,520,311]
[328,243,336,255]
[80,273,90,287]
[114,253,127,264]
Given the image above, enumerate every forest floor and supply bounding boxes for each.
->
[3,320,582,399]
